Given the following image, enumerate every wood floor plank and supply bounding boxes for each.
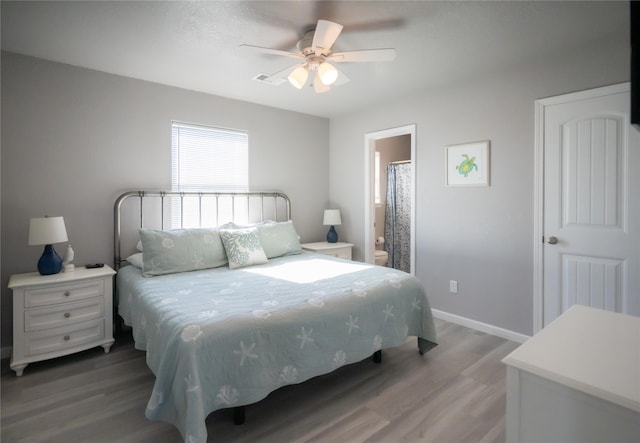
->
[301,406,390,443]
[1,319,517,442]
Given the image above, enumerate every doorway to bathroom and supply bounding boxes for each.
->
[364,124,416,274]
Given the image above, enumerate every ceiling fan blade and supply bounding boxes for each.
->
[253,63,303,87]
[239,44,304,60]
[269,63,303,80]
[334,67,350,86]
[312,20,343,55]
[313,71,331,94]
[328,49,396,63]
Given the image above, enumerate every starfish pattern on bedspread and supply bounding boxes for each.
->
[234,341,258,366]
[116,252,437,443]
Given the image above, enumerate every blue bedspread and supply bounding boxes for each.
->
[117,251,437,442]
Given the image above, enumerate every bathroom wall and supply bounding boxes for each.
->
[374,134,411,247]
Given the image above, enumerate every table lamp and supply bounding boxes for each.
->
[323,209,342,243]
[28,216,68,275]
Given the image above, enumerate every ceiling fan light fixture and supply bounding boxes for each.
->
[288,65,309,89]
[243,19,395,92]
[317,62,338,85]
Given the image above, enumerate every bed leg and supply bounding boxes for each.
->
[372,350,382,363]
[115,315,123,336]
[233,406,246,425]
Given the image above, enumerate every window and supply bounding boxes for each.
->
[171,122,248,192]
[171,122,248,227]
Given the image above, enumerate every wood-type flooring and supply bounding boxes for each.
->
[1,318,518,442]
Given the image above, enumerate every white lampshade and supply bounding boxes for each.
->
[28,216,68,245]
[317,62,338,86]
[288,65,309,89]
[323,209,342,226]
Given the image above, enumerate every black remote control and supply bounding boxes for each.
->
[85,263,104,269]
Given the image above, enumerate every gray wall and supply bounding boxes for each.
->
[1,52,330,348]
[0,16,632,347]
[329,36,630,336]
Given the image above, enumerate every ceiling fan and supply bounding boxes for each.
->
[240,20,396,94]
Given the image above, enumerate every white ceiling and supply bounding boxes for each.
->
[1,1,629,118]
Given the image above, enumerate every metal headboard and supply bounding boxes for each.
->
[114,190,291,270]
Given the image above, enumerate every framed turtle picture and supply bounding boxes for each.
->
[445,140,490,186]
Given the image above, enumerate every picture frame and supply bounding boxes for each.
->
[445,140,490,186]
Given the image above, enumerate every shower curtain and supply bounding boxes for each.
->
[384,162,411,273]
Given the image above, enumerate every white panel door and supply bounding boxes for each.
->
[543,84,640,326]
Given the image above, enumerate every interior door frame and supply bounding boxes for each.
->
[364,124,416,273]
[532,82,630,333]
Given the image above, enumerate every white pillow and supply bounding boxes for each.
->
[125,252,144,269]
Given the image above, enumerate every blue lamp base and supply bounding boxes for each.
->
[326,226,338,243]
[37,244,63,275]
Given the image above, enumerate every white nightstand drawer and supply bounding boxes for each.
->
[327,249,352,260]
[25,280,104,308]
[26,319,105,356]
[25,298,104,332]
[301,242,354,261]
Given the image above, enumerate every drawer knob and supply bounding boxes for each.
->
[63,335,70,341]
[64,312,71,318]
[64,291,71,297]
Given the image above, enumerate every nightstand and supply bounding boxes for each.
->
[8,265,116,376]
[301,242,354,260]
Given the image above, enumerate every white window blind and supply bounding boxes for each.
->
[171,122,249,227]
[171,122,248,192]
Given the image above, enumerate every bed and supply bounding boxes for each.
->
[114,191,437,443]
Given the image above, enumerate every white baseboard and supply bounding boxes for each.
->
[1,345,12,360]
[431,309,530,344]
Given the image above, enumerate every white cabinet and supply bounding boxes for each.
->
[301,242,353,260]
[502,305,640,443]
[9,266,116,376]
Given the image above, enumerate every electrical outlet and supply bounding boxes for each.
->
[449,280,458,294]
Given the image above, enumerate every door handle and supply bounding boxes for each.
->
[547,236,559,245]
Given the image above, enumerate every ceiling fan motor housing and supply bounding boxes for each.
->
[297,30,331,70]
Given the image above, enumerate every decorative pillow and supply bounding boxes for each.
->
[139,228,228,277]
[125,252,144,269]
[219,227,268,269]
[256,220,302,258]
